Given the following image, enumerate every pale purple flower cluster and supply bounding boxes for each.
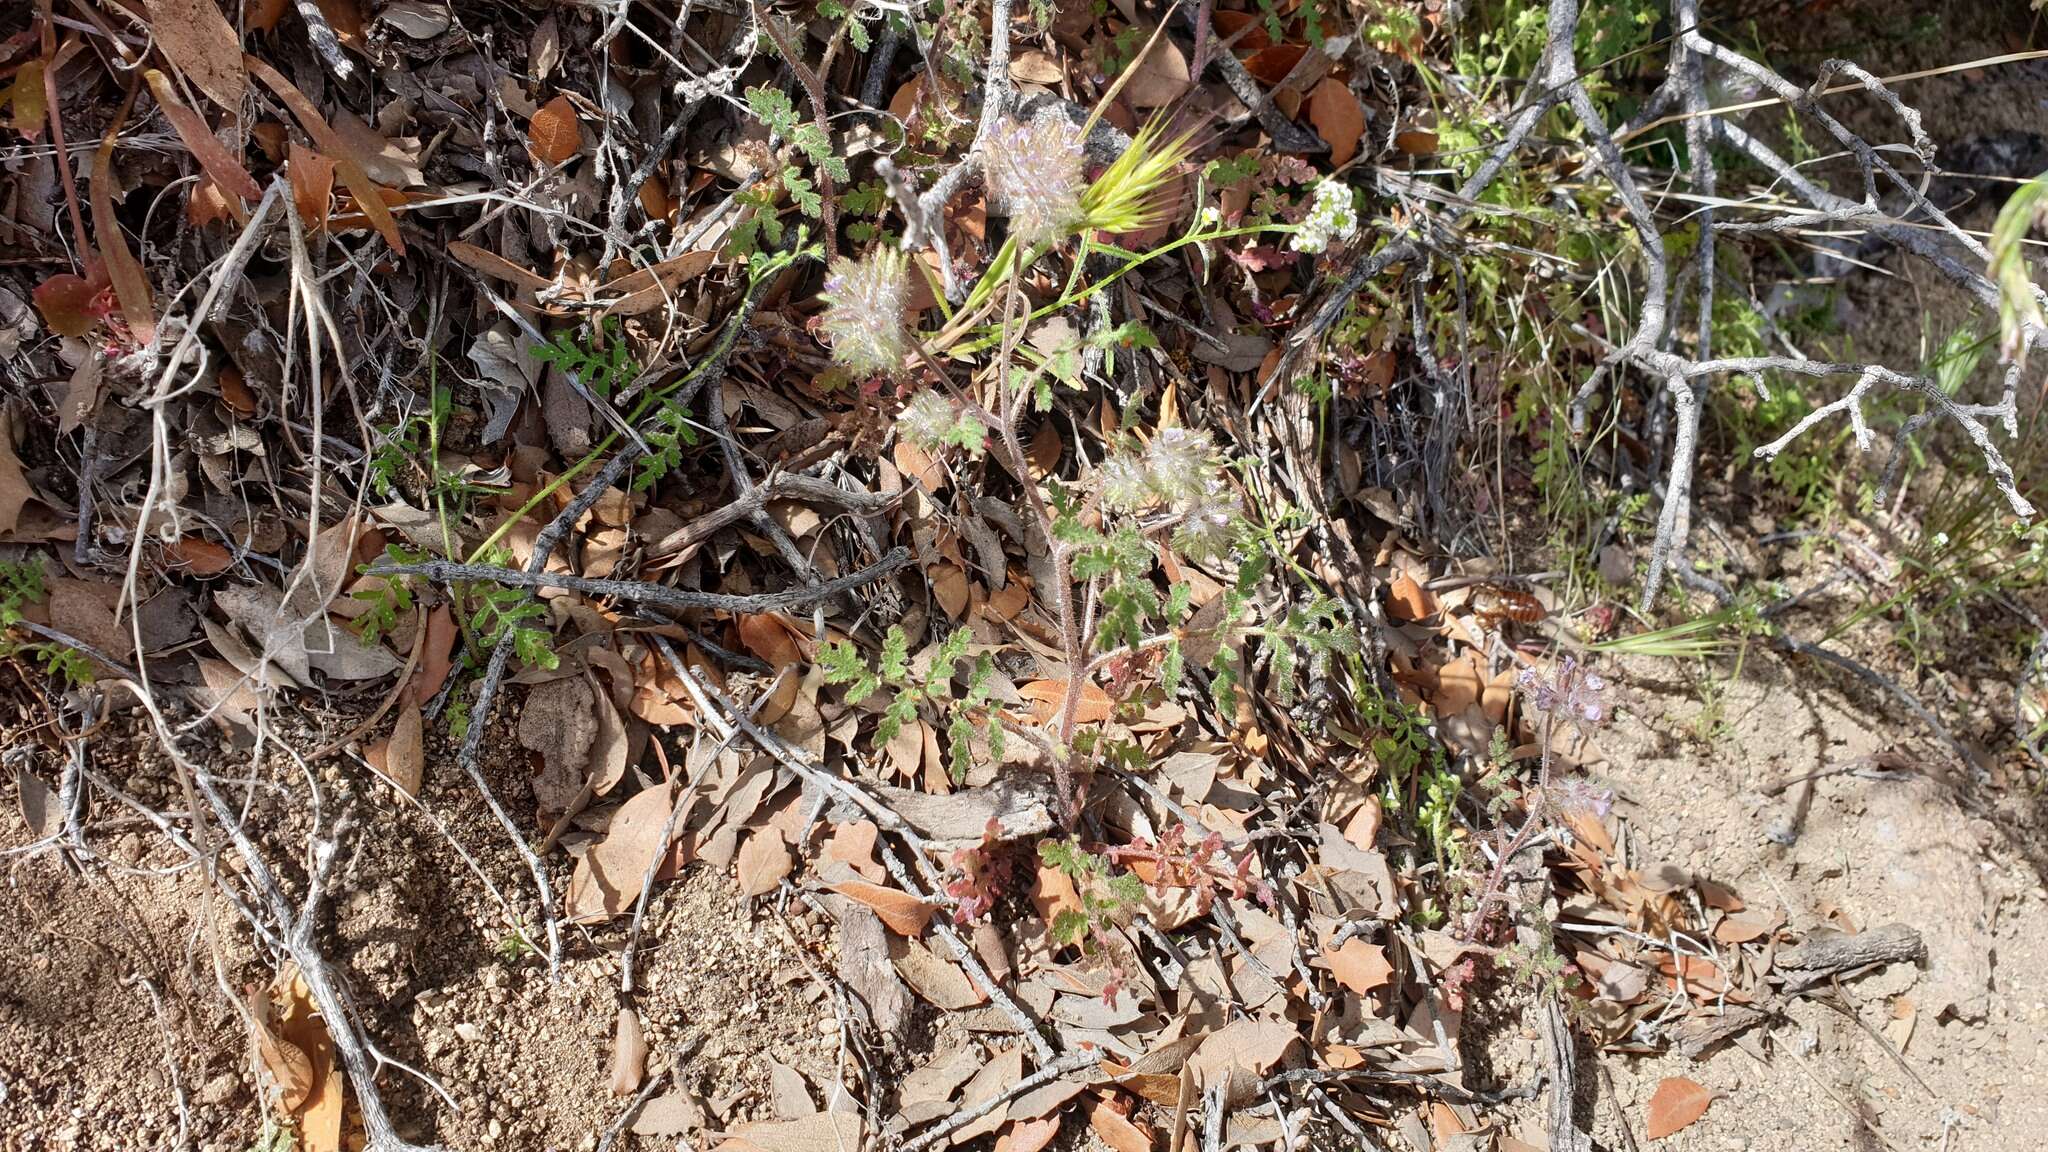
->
[1518,654,1608,732]
[984,116,1085,247]
[819,249,909,376]
[1095,428,1240,558]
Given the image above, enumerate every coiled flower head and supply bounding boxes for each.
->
[984,116,1085,247]
[819,249,910,376]
[1173,480,1240,560]
[1143,427,1221,509]
[1097,451,1153,512]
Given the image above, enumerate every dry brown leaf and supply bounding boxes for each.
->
[1307,77,1365,166]
[1009,49,1063,85]
[144,70,260,201]
[634,1091,705,1138]
[612,1008,648,1096]
[15,763,54,838]
[586,673,630,795]
[270,975,343,1150]
[288,143,337,228]
[950,1048,1025,1145]
[1018,679,1113,725]
[409,604,457,702]
[1187,1017,1296,1085]
[1644,1076,1714,1139]
[565,784,675,921]
[1122,30,1190,108]
[1088,1098,1154,1152]
[0,413,28,537]
[930,563,970,620]
[598,250,717,315]
[367,698,424,796]
[167,535,235,575]
[246,56,403,253]
[821,820,885,881]
[1243,44,1307,85]
[720,1110,862,1152]
[1386,571,1434,621]
[739,613,804,669]
[91,99,156,345]
[1323,938,1395,995]
[998,1116,1063,1152]
[143,0,248,110]
[736,829,793,898]
[520,676,600,814]
[529,94,582,165]
[890,935,982,1010]
[1394,128,1439,155]
[830,879,937,936]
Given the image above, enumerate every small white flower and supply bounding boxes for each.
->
[1290,179,1359,255]
[819,249,910,376]
[1931,531,1950,549]
[1173,480,1239,559]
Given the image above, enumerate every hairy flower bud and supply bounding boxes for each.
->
[1143,427,1221,509]
[1098,451,1153,512]
[984,116,1085,247]
[1173,481,1240,560]
[819,249,910,376]
[897,390,957,450]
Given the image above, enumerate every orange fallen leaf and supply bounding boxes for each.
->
[166,535,235,576]
[529,94,582,165]
[1017,679,1113,725]
[1386,571,1434,621]
[246,56,403,253]
[830,879,937,936]
[1323,938,1395,995]
[1307,77,1365,166]
[1644,1076,1713,1140]
[1088,1098,1154,1152]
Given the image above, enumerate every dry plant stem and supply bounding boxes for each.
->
[376,549,911,615]
[292,0,355,81]
[1459,709,1559,942]
[126,974,192,1152]
[897,1050,1099,1151]
[595,1069,670,1152]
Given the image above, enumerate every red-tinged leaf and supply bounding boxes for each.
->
[166,535,235,575]
[1307,77,1364,166]
[288,143,337,227]
[90,94,156,346]
[1643,1076,1714,1139]
[1210,10,1273,50]
[998,1117,1062,1152]
[1394,129,1439,156]
[528,95,581,166]
[1088,1099,1153,1152]
[246,55,404,254]
[145,69,260,201]
[32,273,105,338]
[1242,44,1307,86]
[141,0,247,111]
[246,0,290,32]
[829,879,936,937]
[6,61,46,140]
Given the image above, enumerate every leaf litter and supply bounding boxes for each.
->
[0,0,2035,1149]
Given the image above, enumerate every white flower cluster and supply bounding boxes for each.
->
[1290,178,1359,255]
[819,249,909,377]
